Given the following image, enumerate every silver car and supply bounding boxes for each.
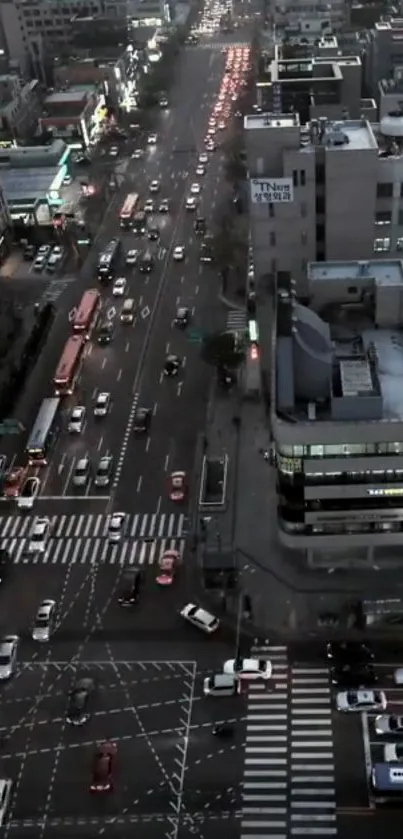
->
[32,599,56,642]
[0,635,19,680]
[375,714,403,735]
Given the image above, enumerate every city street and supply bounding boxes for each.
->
[2,41,227,523]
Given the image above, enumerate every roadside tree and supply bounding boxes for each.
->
[201,330,245,370]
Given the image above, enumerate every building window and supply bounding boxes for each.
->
[301,258,307,273]
[292,169,298,187]
[268,203,274,218]
[300,170,306,187]
[373,237,391,252]
[377,182,393,198]
[270,231,276,247]
[397,238,403,251]
[301,201,307,218]
[301,230,307,246]
[375,211,392,225]
[399,210,403,226]
[316,194,324,214]
[316,163,325,184]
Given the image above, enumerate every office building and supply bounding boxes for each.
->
[245,111,403,296]
[270,0,345,40]
[256,46,373,124]
[39,88,104,147]
[0,0,171,77]
[0,76,42,141]
[273,259,403,568]
[364,18,403,98]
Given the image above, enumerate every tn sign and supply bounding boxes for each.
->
[250,178,294,204]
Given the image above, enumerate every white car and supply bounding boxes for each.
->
[0,780,12,825]
[126,249,138,266]
[63,174,73,185]
[73,455,90,487]
[27,517,51,554]
[147,133,157,144]
[113,277,127,296]
[149,180,160,193]
[94,392,110,417]
[218,120,226,130]
[198,153,208,164]
[384,742,403,762]
[336,689,387,712]
[109,146,119,156]
[190,182,201,195]
[180,603,219,634]
[173,246,185,261]
[375,715,403,735]
[144,199,154,213]
[223,658,272,680]
[131,149,143,159]
[108,512,126,542]
[196,165,205,176]
[186,197,197,210]
[68,406,86,433]
[32,599,56,642]
[17,477,40,510]
[0,635,18,680]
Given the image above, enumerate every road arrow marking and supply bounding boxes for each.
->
[141,306,150,319]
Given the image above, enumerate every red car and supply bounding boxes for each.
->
[90,741,117,793]
[169,471,187,502]
[156,549,180,586]
[3,467,26,499]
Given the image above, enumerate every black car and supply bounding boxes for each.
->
[139,253,154,273]
[133,407,151,433]
[66,677,96,725]
[164,354,181,376]
[194,217,206,235]
[97,321,114,345]
[23,244,36,260]
[174,307,190,328]
[326,641,374,664]
[330,662,377,687]
[200,243,213,263]
[118,569,143,606]
[148,227,160,242]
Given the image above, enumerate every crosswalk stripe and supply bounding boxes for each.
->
[0,512,188,541]
[241,645,337,839]
[226,309,246,332]
[4,536,186,565]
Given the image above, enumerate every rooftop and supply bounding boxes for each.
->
[1,166,59,206]
[244,112,299,130]
[44,91,87,105]
[275,260,403,426]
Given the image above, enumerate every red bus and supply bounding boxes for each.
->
[73,289,101,338]
[54,335,86,396]
[119,193,139,229]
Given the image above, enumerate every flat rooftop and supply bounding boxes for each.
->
[244,112,300,130]
[308,259,403,286]
[44,91,87,105]
[1,166,59,206]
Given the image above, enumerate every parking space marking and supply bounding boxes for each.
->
[0,716,246,761]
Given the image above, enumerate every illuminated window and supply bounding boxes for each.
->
[373,237,390,252]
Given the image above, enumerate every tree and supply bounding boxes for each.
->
[223,130,246,183]
[201,331,245,370]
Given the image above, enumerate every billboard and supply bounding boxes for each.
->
[250,177,294,204]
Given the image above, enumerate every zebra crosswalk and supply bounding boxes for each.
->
[241,644,337,839]
[5,536,185,566]
[0,512,188,565]
[226,309,246,332]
